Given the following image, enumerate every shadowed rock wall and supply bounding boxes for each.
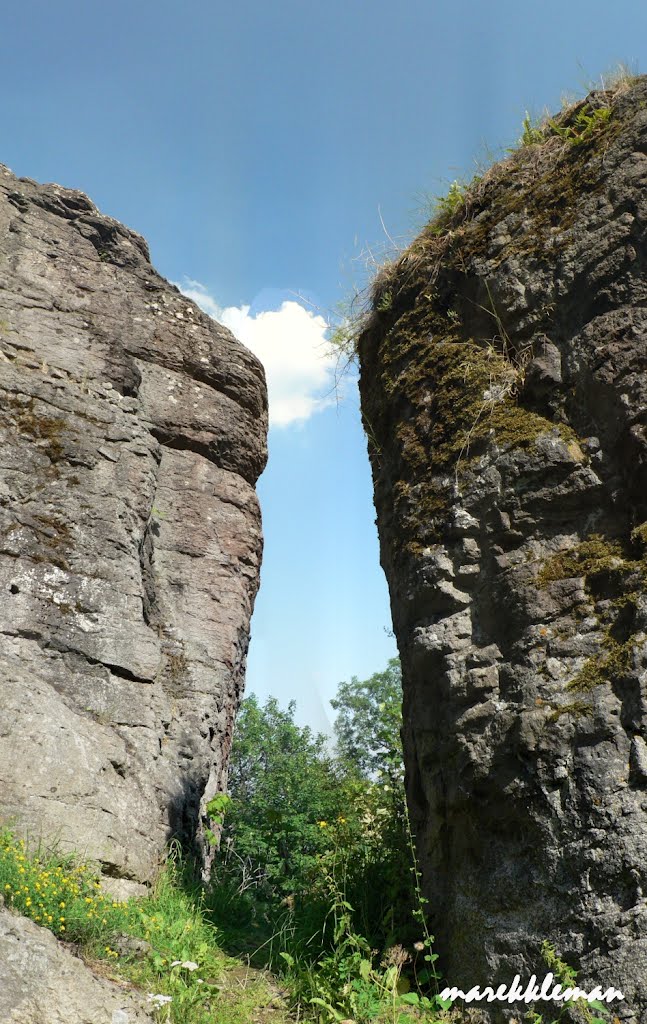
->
[0,165,267,894]
[359,80,647,1021]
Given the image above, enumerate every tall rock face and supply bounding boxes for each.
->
[0,166,267,893]
[359,80,647,1021]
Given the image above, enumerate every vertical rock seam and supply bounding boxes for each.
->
[0,166,268,895]
[359,80,647,1021]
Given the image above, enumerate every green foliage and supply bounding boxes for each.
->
[218,671,413,946]
[326,292,370,360]
[205,794,232,846]
[0,829,130,944]
[270,808,449,1024]
[376,288,394,313]
[434,180,467,220]
[421,179,472,237]
[0,830,291,1024]
[208,663,452,1022]
[118,854,234,1023]
[541,939,577,989]
[331,657,403,780]
[546,104,612,145]
[0,659,451,1024]
[518,111,545,146]
[513,96,615,154]
[281,867,448,1023]
[220,695,345,902]
[525,942,610,1024]
[328,316,360,354]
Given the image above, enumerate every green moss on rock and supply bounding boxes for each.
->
[537,535,626,587]
[7,395,67,464]
[363,291,574,548]
[548,698,593,722]
[539,530,647,698]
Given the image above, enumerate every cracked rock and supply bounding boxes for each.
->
[358,80,647,1022]
[0,164,267,889]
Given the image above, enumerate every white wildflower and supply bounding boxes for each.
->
[147,993,172,1006]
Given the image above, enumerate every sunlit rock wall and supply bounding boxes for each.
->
[0,165,267,894]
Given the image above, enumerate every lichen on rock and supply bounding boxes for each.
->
[0,165,267,893]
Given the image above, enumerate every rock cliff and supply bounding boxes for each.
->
[359,79,647,1020]
[0,165,267,894]
[0,905,155,1024]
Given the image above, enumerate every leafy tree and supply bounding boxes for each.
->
[216,662,414,955]
[330,657,403,781]
[221,695,344,900]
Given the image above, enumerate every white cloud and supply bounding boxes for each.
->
[178,279,340,428]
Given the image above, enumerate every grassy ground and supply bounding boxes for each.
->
[0,829,294,1024]
[0,828,458,1023]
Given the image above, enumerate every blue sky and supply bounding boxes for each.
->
[2,0,646,731]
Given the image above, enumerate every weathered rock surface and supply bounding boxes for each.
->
[0,907,155,1024]
[359,80,647,1021]
[0,165,267,890]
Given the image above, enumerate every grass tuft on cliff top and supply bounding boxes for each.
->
[343,69,644,552]
[332,64,642,364]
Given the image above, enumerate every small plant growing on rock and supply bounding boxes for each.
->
[524,941,611,1024]
[0,829,128,943]
[205,794,232,847]
[547,104,612,145]
[518,111,546,147]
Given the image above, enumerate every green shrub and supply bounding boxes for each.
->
[206,662,452,1022]
[214,667,413,951]
[0,829,129,947]
[218,695,347,904]
[0,658,452,1023]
